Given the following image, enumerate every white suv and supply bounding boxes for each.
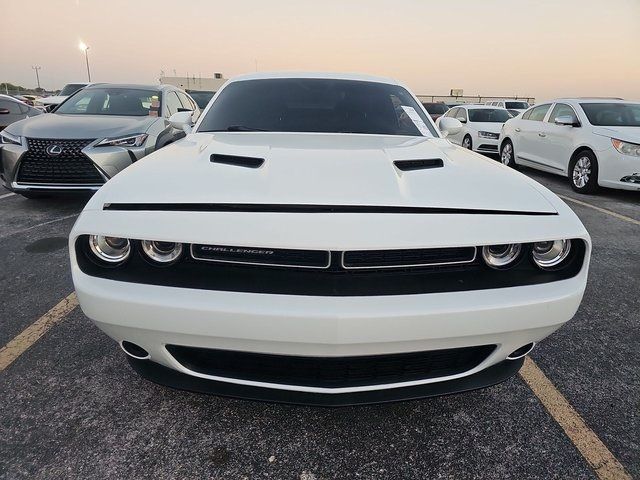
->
[499,98,640,193]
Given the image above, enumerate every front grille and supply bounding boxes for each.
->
[342,247,476,269]
[191,244,330,268]
[166,344,496,388]
[17,138,103,185]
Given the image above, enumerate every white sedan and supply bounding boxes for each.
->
[499,98,640,193]
[437,105,512,154]
[70,73,590,405]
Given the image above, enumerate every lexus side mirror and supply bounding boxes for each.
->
[0,108,10,115]
[169,111,193,134]
[439,117,463,137]
[555,115,579,127]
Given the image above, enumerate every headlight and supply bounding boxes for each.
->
[89,235,131,264]
[482,244,522,269]
[478,131,499,139]
[611,139,640,157]
[0,131,22,145]
[96,133,148,148]
[532,240,571,269]
[141,240,183,264]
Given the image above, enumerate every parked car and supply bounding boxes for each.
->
[34,83,93,111]
[0,84,200,198]
[0,94,42,130]
[486,100,530,116]
[69,72,590,405]
[185,90,216,109]
[499,98,640,193]
[437,104,511,154]
[421,102,449,121]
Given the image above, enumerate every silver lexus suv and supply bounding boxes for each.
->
[0,84,199,198]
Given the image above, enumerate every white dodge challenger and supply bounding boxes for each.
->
[70,73,590,405]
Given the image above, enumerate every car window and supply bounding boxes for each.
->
[177,92,194,111]
[505,101,529,110]
[0,99,21,114]
[522,108,533,120]
[59,83,88,96]
[165,92,183,117]
[456,108,467,122]
[528,104,551,121]
[186,91,215,109]
[422,103,448,115]
[198,78,437,136]
[55,88,161,116]
[445,107,457,118]
[547,103,576,123]
[468,108,512,123]
[18,102,30,114]
[579,103,640,127]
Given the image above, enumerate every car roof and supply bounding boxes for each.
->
[553,97,636,104]
[0,94,23,103]
[83,83,173,92]
[228,71,400,85]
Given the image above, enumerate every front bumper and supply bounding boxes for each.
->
[474,136,500,153]
[596,148,640,191]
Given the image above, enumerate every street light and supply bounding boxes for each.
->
[79,41,91,82]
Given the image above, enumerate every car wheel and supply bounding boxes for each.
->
[500,140,517,168]
[569,151,599,194]
[462,135,472,150]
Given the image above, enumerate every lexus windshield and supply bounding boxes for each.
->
[468,109,512,123]
[198,78,437,137]
[580,103,640,127]
[56,88,161,116]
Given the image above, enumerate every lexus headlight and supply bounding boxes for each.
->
[0,130,22,146]
[532,240,571,269]
[478,131,499,139]
[97,133,148,148]
[612,139,640,157]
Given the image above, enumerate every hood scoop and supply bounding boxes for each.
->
[393,159,444,171]
[211,154,264,169]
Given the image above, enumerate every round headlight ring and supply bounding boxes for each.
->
[141,240,183,264]
[532,239,571,269]
[482,243,522,269]
[89,235,131,264]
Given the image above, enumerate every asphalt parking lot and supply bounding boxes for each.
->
[0,164,638,479]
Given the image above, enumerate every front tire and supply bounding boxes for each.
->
[569,151,599,194]
[462,135,472,150]
[500,140,517,168]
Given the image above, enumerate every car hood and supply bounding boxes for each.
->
[471,122,504,134]
[89,133,557,214]
[592,126,640,144]
[6,113,160,139]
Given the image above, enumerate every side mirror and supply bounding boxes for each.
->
[169,111,193,134]
[456,117,467,124]
[439,117,463,137]
[0,108,10,115]
[555,115,579,127]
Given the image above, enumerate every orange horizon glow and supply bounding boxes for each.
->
[1,0,639,101]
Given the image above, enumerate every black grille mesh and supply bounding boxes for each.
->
[166,344,496,388]
[18,138,103,184]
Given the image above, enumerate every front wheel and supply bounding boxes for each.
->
[500,140,517,168]
[569,151,599,194]
[462,135,472,150]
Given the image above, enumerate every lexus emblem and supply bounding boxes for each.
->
[46,145,62,156]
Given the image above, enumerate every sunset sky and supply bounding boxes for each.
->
[2,0,639,101]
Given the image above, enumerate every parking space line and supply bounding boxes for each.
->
[0,192,16,200]
[558,194,640,226]
[0,213,79,240]
[0,293,78,372]
[520,357,631,480]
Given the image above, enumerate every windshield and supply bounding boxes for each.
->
[56,88,161,116]
[468,109,512,123]
[186,91,215,109]
[422,103,448,114]
[580,103,640,127]
[505,101,529,110]
[59,83,87,96]
[198,78,437,137]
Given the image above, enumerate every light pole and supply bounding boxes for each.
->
[32,65,42,90]
[79,42,91,82]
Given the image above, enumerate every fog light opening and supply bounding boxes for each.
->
[507,342,535,360]
[120,341,150,360]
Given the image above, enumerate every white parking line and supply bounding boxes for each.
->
[0,192,16,200]
[0,213,79,240]
[559,194,640,226]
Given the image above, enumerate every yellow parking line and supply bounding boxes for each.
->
[520,357,631,480]
[558,194,640,226]
[0,293,78,372]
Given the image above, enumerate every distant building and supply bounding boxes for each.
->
[160,73,227,92]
